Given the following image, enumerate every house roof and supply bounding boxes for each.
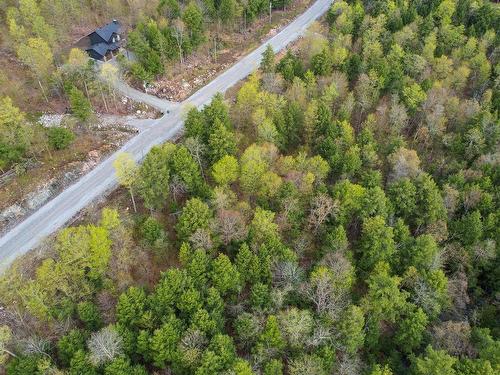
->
[93,20,121,43]
[86,42,119,57]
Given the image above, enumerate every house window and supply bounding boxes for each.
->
[112,37,116,43]
[117,35,121,41]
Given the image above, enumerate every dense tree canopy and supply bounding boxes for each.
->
[1,1,499,374]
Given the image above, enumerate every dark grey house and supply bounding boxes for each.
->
[79,20,123,61]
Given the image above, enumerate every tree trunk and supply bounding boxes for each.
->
[130,188,137,213]
[38,79,49,103]
[100,88,109,112]
[179,45,183,66]
[83,79,91,101]
[2,348,17,358]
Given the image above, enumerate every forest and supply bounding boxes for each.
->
[124,0,296,81]
[1,0,500,374]
[0,0,300,173]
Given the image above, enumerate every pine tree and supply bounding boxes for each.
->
[261,44,275,73]
[69,87,92,122]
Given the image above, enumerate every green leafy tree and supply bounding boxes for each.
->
[218,0,237,25]
[257,315,285,353]
[394,305,428,353]
[138,145,170,210]
[359,216,396,273]
[232,359,255,375]
[140,216,168,249]
[57,329,86,367]
[236,243,263,286]
[204,93,230,132]
[338,305,365,354]
[211,155,239,186]
[69,87,92,121]
[171,144,206,195]
[261,44,275,73]
[20,225,111,320]
[116,286,148,329]
[388,178,417,220]
[370,364,393,375]
[113,152,139,212]
[104,357,148,375]
[311,48,333,76]
[183,2,205,47]
[362,262,408,323]
[77,301,102,331]
[69,350,98,375]
[413,346,457,375]
[151,269,187,317]
[208,119,237,163]
[249,207,279,245]
[184,107,206,139]
[150,317,183,368]
[16,37,53,102]
[402,82,427,113]
[176,198,212,241]
[454,359,496,375]
[234,312,261,348]
[47,127,74,150]
[264,359,284,375]
[0,96,32,170]
[210,253,241,295]
[414,173,446,228]
[250,282,271,311]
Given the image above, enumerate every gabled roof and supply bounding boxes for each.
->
[86,42,109,57]
[93,20,121,43]
[86,41,119,57]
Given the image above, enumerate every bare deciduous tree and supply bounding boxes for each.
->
[261,72,284,94]
[210,187,236,212]
[388,94,408,134]
[185,137,207,179]
[273,261,304,290]
[88,326,123,365]
[178,328,207,367]
[169,175,188,202]
[337,354,363,375]
[307,324,334,348]
[447,271,470,319]
[213,209,248,245]
[321,252,353,282]
[388,147,422,181]
[189,228,213,251]
[432,321,475,357]
[307,194,337,233]
[21,336,51,358]
[473,239,496,263]
[173,19,186,66]
[301,271,350,321]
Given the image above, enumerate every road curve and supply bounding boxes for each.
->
[0,0,334,270]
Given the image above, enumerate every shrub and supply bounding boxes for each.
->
[77,301,102,331]
[47,127,75,150]
[140,216,168,249]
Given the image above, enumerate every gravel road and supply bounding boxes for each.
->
[0,0,334,271]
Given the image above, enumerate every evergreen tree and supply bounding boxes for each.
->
[261,44,275,73]
[69,87,92,121]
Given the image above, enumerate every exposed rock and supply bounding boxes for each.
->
[38,114,66,128]
[25,183,54,210]
[0,204,25,224]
